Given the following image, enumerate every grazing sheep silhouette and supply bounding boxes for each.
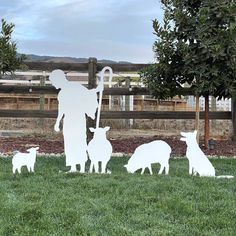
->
[180,130,233,178]
[12,147,39,174]
[87,126,112,173]
[124,140,171,175]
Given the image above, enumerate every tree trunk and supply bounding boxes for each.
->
[195,94,200,143]
[204,95,209,149]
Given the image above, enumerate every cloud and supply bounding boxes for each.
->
[3,0,163,62]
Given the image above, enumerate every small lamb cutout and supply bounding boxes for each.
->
[124,140,171,175]
[12,147,39,174]
[87,126,112,174]
[180,130,234,178]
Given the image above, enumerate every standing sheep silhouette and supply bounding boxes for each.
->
[87,67,113,174]
[49,70,103,173]
[12,147,39,174]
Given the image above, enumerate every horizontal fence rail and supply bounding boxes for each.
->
[24,61,150,72]
[0,110,231,120]
[101,111,232,120]
[0,60,235,139]
[0,85,193,96]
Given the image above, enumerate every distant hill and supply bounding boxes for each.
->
[20,54,132,64]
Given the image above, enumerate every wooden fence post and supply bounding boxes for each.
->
[232,98,236,141]
[87,57,97,141]
[39,72,46,110]
[88,57,97,89]
[39,72,46,127]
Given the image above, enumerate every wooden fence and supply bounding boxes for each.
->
[0,57,235,140]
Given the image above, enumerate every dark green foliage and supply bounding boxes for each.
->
[0,156,235,235]
[0,19,26,75]
[140,0,236,100]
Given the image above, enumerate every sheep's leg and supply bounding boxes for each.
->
[158,165,165,175]
[193,168,197,176]
[69,165,77,173]
[18,167,21,174]
[189,164,193,175]
[89,162,94,173]
[28,165,33,172]
[148,165,153,175]
[79,162,85,173]
[165,163,169,175]
[94,162,99,173]
[101,161,107,174]
[12,166,17,174]
[141,168,145,175]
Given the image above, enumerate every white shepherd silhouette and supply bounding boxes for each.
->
[49,69,103,173]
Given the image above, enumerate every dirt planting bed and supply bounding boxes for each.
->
[0,134,235,157]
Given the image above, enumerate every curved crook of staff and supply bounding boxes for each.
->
[96,66,113,129]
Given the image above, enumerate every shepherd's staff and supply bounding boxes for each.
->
[96,66,113,129]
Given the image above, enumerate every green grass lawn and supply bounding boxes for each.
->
[0,156,235,235]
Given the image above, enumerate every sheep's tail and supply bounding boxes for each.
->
[216,175,234,179]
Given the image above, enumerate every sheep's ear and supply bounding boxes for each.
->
[89,128,95,133]
[104,126,110,131]
[35,147,39,150]
[124,164,127,169]
[26,148,31,152]
[193,130,198,136]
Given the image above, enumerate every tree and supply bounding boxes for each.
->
[0,19,26,76]
[140,0,236,147]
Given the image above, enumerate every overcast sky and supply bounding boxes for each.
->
[1,0,163,63]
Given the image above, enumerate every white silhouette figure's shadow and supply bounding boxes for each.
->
[124,140,171,175]
[49,69,102,173]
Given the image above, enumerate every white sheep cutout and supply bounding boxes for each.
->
[124,140,171,175]
[12,147,39,174]
[87,126,112,174]
[180,130,233,178]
